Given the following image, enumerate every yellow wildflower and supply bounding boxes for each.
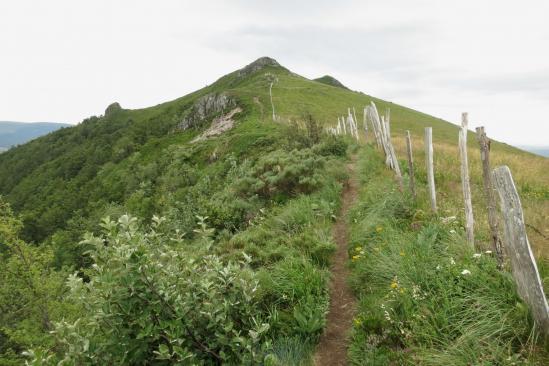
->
[376,226,383,233]
[390,281,398,289]
[354,246,362,252]
[399,251,405,257]
[352,255,360,261]
[353,317,363,326]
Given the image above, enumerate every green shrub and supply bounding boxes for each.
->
[313,135,348,157]
[234,148,325,200]
[28,215,270,365]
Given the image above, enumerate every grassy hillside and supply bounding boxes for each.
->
[0,57,547,364]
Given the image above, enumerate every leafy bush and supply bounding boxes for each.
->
[234,148,325,200]
[29,215,271,365]
[0,198,68,365]
[312,135,348,157]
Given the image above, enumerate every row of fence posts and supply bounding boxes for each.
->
[327,102,549,334]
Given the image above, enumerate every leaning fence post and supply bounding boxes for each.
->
[369,102,384,150]
[405,131,416,201]
[425,127,437,213]
[459,113,475,248]
[384,119,403,191]
[492,166,549,335]
[476,126,504,268]
[352,107,359,139]
[363,106,368,140]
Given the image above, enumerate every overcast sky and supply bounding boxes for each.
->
[1,0,548,145]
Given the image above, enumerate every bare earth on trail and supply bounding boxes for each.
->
[314,160,358,366]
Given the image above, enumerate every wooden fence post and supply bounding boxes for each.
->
[363,106,368,140]
[425,127,437,213]
[349,109,359,142]
[492,166,549,335]
[384,119,403,191]
[405,131,416,200]
[352,107,359,139]
[476,126,505,268]
[369,102,383,149]
[380,116,392,168]
[459,113,475,248]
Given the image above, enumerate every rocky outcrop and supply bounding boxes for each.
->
[238,57,281,78]
[191,107,242,143]
[177,93,236,131]
[105,102,122,116]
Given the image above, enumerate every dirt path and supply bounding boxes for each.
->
[314,159,358,366]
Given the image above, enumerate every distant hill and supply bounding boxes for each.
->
[0,121,70,150]
[313,75,349,90]
[518,146,549,158]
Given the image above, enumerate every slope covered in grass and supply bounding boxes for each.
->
[347,146,548,365]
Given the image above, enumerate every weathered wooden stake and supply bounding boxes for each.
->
[369,102,383,149]
[380,116,392,167]
[459,113,475,248]
[387,128,403,191]
[405,131,416,200]
[352,107,359,139]
[383,118,395,169]
[492,166,549,335]
[363,106,369,140]
[425,127,437,213]
[476,126,505,268]
[348,109,359,141]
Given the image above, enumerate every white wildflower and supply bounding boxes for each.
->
[450,257,456,265]
[441,216,457,224]
[473,253,482,259]
[461,269,471,275]
[449,229,456,234]
[412,284,426,300]
[436,265,441,270]
[485,250,493,254]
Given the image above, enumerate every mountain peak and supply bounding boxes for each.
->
[313,75,349,90]
[238,57,282,77]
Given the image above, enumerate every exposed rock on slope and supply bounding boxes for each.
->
[105,102,122,116]
[177,93,236,130]
[191,107,242,143]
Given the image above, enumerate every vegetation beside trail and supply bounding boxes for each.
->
[347,146,549,365]
[1,123,350,365]
[0,57,547,364]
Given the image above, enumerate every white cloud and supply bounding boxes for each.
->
[0,0,548,145]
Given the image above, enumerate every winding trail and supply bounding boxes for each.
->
[314,159,358,366]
